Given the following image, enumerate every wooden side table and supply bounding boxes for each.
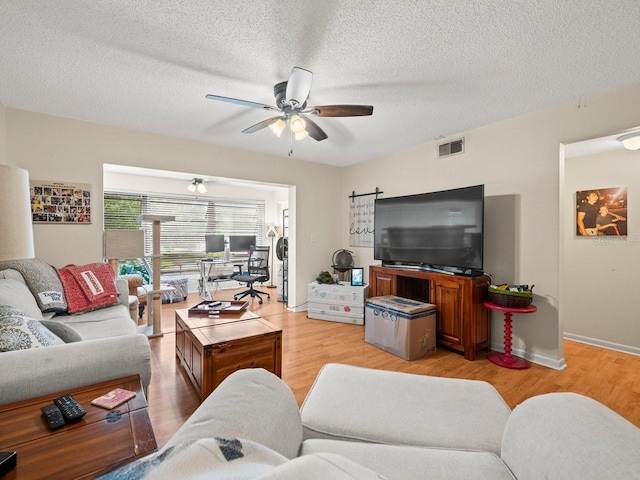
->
[485,301,537,369]
[0,375,156,479]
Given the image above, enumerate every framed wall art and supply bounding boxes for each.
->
[576,186,626,236]
[30,180,92,224]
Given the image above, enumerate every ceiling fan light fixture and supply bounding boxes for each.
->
[617,131,640,150]
[290,115,306,134]
[269,118,286,137]
[295,130,308,141]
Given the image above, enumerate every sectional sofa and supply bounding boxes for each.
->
[99,364,640,479]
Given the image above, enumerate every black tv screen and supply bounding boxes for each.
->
[205,234,225,254]
[229,235,257,254]
[374,185,484,272]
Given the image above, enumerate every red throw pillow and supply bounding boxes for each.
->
[58,263,119,314]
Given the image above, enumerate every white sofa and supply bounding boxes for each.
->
[0,264,151,405]
[98,364,640,479]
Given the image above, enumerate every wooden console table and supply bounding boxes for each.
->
[369,265,490,360]
[0,375,156,479]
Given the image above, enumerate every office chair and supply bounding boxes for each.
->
[231,245,271,304]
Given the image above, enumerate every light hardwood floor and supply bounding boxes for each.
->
[146,289,640,448]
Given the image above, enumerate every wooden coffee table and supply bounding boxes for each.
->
[0,375,156,479]
[175,308,282,401]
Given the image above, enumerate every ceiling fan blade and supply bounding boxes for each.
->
[206,94,279,112]
[303,116,328,141]
[285,67,313,107]
[242,116,283,134]
[310,105,374,117]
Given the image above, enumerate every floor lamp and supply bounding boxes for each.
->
[103,229,145,275]
[266,225,277,288]
[138,214,175,337]
[0,165,35,261]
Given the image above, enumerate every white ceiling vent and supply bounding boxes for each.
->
[438,138,465,158]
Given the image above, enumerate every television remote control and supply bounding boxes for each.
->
[41,404,65,430]
[54,395,86,421]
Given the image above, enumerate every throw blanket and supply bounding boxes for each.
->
[0,259,68,313]
[58,263,119,314]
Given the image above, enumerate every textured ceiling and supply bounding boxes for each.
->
[1,1,640,167]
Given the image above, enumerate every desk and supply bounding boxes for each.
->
[0,375,156,479]
[199,257,247,300]
[485,301,537,369]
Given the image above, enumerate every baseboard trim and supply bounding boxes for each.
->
[490,342,567,370]
[564,333,640,357]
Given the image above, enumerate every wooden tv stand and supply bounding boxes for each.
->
[369,265,490,360]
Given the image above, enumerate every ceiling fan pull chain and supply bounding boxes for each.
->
[288,128,293,156]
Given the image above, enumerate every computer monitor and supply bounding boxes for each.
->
[228,235,256,254]
[205,234,225,254]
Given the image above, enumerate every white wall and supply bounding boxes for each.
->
[344,82,640,369]
[5,83,640,367]
[5,109,343,309]
[0,101,6,164]
[563,149,640,354]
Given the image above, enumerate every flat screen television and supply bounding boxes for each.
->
[374,185,484,274]
[228,235,257,254]
[205,234,225,254]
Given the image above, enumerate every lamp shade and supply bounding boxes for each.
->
[103,229,145,259]
[0,164,35,261]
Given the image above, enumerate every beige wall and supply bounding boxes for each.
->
[343,83,640,369]
[564,149,640,354]
[5,82,640,367]
[0,101,6,164]
[5,109,343,308]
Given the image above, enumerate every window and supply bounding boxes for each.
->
[104,191,265,274]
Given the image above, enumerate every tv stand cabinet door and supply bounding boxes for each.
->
[370,269,395,297]
[432,277,464,353]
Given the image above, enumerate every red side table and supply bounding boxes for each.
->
[484,301,537,369]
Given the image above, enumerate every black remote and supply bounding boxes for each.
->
[41,404,65,430]
[54,395,86,421]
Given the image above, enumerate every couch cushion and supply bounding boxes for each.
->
[300,363,511,455]
[0,278,44,320]
[302,439,516,480]
[501,392,640,480]
[0,260,68,313]
[58,263,119,314]
[54,304,135,339]
[0,306,64,351]
[258,452,387,479]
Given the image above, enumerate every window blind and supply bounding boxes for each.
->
[104,191,265,274]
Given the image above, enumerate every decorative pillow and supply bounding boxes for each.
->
[0,260,68,313]
[58,263,119,314]
[97,437,286,480]
[40,320,83,343]
[0,306,64,351]
[0,278,44,320]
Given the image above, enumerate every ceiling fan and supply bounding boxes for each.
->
[206,67,373,155]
